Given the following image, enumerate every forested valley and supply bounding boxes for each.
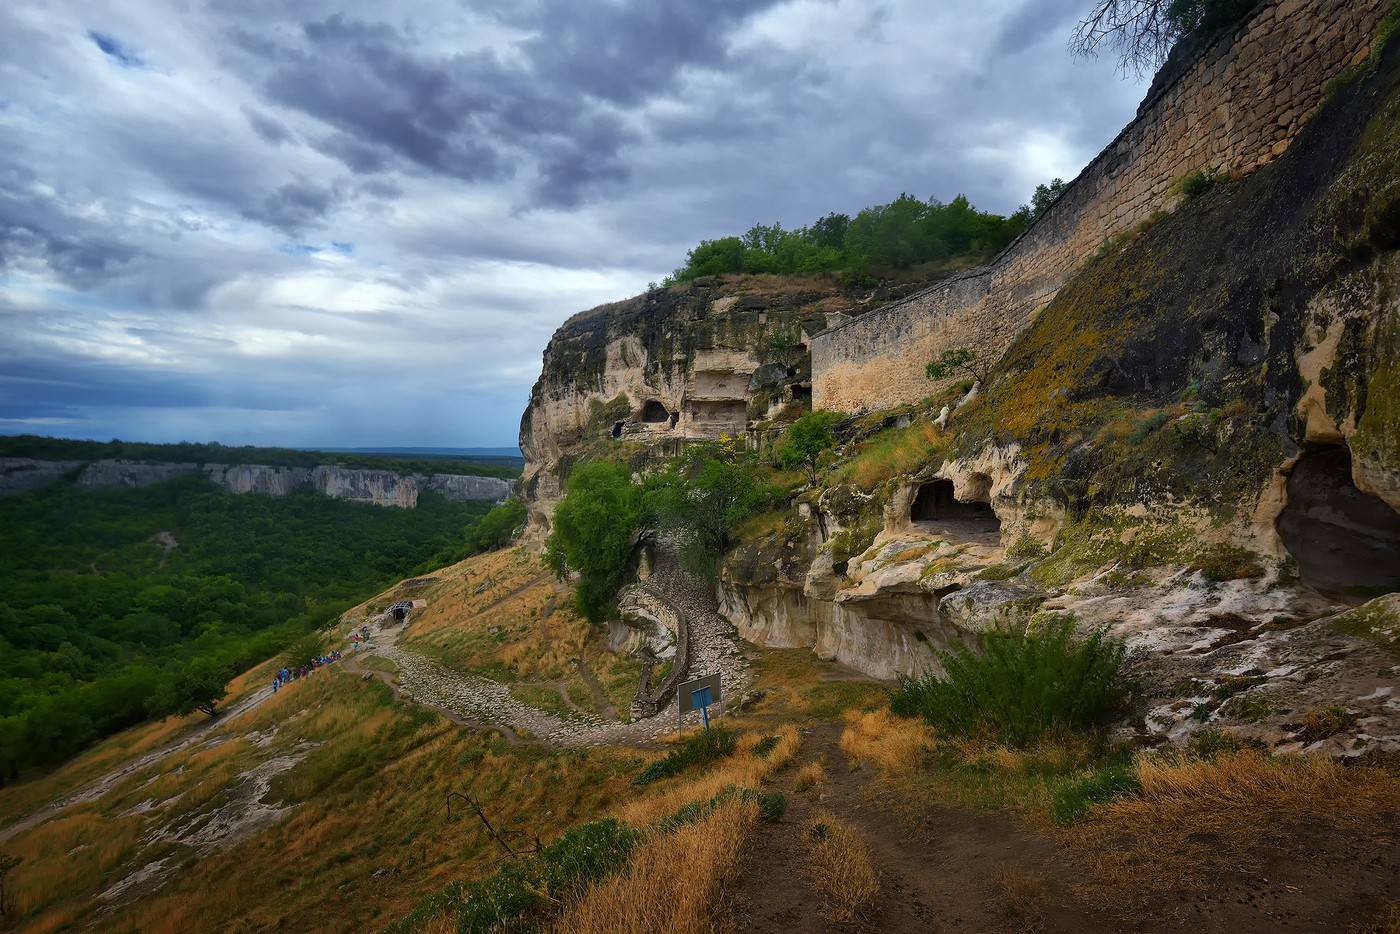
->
[0,475,521,782]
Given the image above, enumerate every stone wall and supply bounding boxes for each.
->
[812,0,1388,413]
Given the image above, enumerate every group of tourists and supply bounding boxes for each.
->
[271,650,344,693]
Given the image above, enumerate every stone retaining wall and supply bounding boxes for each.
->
[812,0,1389,413]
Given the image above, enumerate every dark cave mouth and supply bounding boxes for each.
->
[910,478,1001,539]
[1276,445,1400,599]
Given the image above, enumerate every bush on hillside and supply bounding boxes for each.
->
[632,728,738,786]
[891,615,1130,746]
[392,818,639,934]
[645,443,779,578]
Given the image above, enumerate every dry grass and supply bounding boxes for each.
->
[830,421,946,491]
[993,866,1051,925]
[1069,749,1400,905]
[793,761,824,792]
[803,810,880,923]
[552,797,759,934]
[840,708,935,776]
[616,727,799,827]
[8,658,643,933]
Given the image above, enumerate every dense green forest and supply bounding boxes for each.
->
[667,191,1044,283]
[0,476,512,782]
[0,435,522,480]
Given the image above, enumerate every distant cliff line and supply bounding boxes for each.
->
[0,458,514,508]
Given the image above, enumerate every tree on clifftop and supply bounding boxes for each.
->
[776,410,843,485]
[1072,0,1256,76]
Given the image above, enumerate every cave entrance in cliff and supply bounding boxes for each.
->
[1276,445,1400,599]
[611,421,624,439]
[641,400,670,423]
[911,477,1000,542]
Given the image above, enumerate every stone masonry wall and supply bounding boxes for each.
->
[812,0,1388,413]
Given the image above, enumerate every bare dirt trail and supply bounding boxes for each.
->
[728,725,1400,933]
[727,724,1112,934]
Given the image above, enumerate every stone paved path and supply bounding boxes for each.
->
[376,532,750,746]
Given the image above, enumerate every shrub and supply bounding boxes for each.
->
[890,616,1130,747]
[632,728,738,786]
[1175,166,1227,201]
[1006,534,1047,559]
[751,734,781,758]
[393,818,639,933]
[1192,543,1265,581]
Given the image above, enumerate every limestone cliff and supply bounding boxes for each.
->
[0,458,513,508]
[518,277,919,532]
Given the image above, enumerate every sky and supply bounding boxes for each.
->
[0,0,1149,448]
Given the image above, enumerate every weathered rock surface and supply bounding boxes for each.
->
[5,458,513,508]
[0,458,83,495]
[518,279,864,534]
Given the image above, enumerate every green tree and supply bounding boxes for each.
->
[282,632,327,669]
[545,462,647,623]
[925,347,989,385]
[148,656,230,718]
[646,444,778,578]
[1032,178,1068,218]
[775,410,843,484]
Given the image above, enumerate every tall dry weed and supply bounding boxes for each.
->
[552,797,758,934]
[804,810,879,923]
[840,708,935,775]
[616,726,798,826]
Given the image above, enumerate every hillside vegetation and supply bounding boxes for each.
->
[0,476,505,781]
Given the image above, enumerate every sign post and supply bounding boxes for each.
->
[676,673,722,731]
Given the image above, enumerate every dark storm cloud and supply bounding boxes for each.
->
[88,30,145,68]
[0,182,141,288]
[229,1,789,207]
[0,0,1151,447]
[241,179,346,234]
[244,108,294,145]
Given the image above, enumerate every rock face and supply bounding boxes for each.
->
[0,458,83,495]
[5,459,513,508]
[519,278,867,533]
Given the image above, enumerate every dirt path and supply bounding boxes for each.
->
[728,724,1113,934]
[367,533,750,747]
[0,684,275,846]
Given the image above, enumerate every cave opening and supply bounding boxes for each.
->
[1277,445,1400,598]
[611,421,624,439]
[640,400,670,423]
[910,478,1000,540]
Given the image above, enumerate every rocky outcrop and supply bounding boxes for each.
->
[6,459,513,508]
[519,279,884,533]
[78,460,200,489]
[0,458,83,495]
